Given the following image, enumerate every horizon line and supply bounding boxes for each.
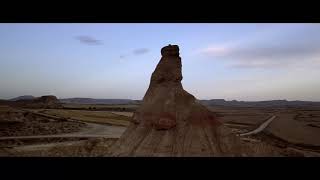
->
[3,95,320,102]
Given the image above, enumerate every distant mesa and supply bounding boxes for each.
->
[200,99,320,107]
[59,98,135,105]
[28,95,62,109]
[9,95,35,101]
[8,95,62,109]
[33,95,60,105]
[108,44,247,156]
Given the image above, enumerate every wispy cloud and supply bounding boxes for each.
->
[200,25,320,69]
[75,36,103,45]
[119,48,150,60]
[133,48,149,55]
[200,46,231,57]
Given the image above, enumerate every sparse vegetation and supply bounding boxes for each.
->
[0,107,87,137]
[36,109,131,126]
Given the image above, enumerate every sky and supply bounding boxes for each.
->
[0,23,319,101]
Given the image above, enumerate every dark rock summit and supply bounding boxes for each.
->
[33,95,61,108]
[108,45,247,156]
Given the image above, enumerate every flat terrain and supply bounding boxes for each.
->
[0,107,87,137]
[62,103,139,112]
[1,138,119,157]
[110,111,134,117]
[29,109,131,126]
[1,104,320,156]
[0,122,126,140]
[0,104,129,156]
[265,113,320,146]
[211,106,320,156]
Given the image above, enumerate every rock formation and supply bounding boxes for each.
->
[32,95,62,108]
[15,95,62,109]
[108,45,247,156]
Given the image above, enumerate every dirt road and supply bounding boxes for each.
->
[240,115,276,136]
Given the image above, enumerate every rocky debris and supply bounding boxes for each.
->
[1,138,118,157]
[108,45,248,156]
[0,110,86,137]
[0,111,25,124]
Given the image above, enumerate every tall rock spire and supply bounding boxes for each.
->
[108,44,247,156]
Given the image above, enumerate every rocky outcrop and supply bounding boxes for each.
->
[33,95,60,104]
[108,45,248,156]
[31,95,62,108]
[14,95,62,109]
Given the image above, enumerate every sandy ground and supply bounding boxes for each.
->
[1,138,118,157]
[64,122,126,138]
[0,122,126,140]
[0,121,126,156]
[110,111,134,117]
[265,113,320,146]
[2,105,320,156]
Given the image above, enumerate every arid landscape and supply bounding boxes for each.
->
[1,24,320,157]
[1,45,320,157]
[1,100,320,156]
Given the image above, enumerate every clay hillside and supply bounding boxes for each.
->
[108,45,249,156]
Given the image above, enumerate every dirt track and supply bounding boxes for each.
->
[240,115,276,136]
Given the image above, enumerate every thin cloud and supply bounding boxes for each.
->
[229,61,284,69]
[119,48,150,60]
[133,48,149,55]
[75,36,103,45]
[201,25,320,69]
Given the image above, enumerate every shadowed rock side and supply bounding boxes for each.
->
[108,45,247,156]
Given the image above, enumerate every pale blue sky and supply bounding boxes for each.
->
[0,23,319,101]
